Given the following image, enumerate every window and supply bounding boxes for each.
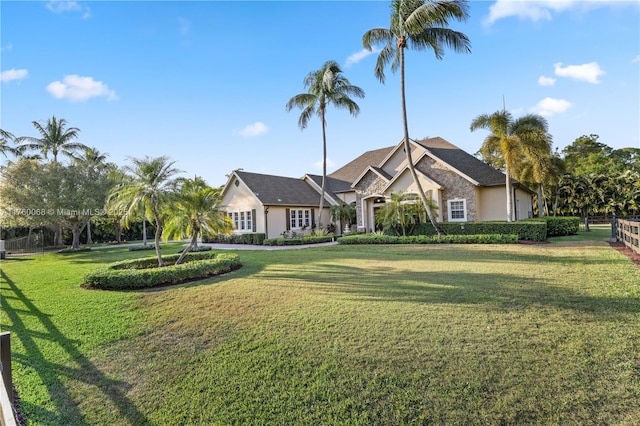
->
[290,209,311,229]
[448,199,467,222]
[228,210,253,231]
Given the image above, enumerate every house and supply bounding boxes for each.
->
[219,137,534,238]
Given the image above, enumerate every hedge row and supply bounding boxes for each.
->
[525,216,580,236]
[338,233,518,245]
[84,252,241,290]
[203,233,266,245]
[263,235,334,246]
[390,221,547,241]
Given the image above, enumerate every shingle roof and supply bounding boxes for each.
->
[328,146,395,183]
[415,137,506,187]
[305,174,353,195]
[235,171,323,207]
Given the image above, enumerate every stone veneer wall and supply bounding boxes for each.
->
[416,156,477,222]
[354,171,388,228]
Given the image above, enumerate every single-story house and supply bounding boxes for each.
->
[219,137,534,238]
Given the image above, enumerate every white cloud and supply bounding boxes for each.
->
[46,75,117,101]
[237,122,268,137]
[484,0,634,26]
[530,97,572,117]
[46,1,90,19]
[538,75,556,86]
[46,1,81,13]
[1,69,28,83]
[0,43,13,52]
[554,62,605,84]
[345,47,380,68]
[633,55,640,63]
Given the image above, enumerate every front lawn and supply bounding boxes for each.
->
[1,230,639,425]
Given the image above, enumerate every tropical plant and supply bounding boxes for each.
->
[163,176,233,265]
[0,128,19,158]
[363,0,470,234]
[107,156,182,266]
[470,110,550,221]
[330,203,356,231]
[73,147,114,244]
[374,190,434,236]
[15,116,88,163]
[286,60,364,229]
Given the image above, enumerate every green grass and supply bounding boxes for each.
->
[1,230,639,425]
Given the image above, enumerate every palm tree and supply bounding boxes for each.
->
[470,110,550,221]
[1,128,19,158]
[73,147,113,244]
[107,156,182,266]
[16,116,88,163]
[286,60,364,229]
[363,0,470,234]
[163,177,233,265]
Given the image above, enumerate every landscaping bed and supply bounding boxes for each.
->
[83,251,241,290]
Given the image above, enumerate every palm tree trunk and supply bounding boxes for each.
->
[505,165,514,222]
[153,215,164,267]
[398,44,444,235]
[142,217,148,247]
[176,233,197,265]
[537,184,544,217]
[317,110,327,230]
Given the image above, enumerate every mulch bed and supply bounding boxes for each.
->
[610,242,640,269]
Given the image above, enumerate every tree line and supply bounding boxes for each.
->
[1,116,232,265]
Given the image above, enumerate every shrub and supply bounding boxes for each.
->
[388,221,547,241]
[338,233,518,245]
[202,233,266,245]
[526,216,579,237]
[84,252,241,290]
[263,235,334,246]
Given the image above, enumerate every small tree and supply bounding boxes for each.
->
[163,177,233,265]
[374,190,436,236]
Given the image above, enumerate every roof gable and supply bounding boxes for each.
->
[415,137,507,187]
[233,171,325,207]
[329,146,394,184]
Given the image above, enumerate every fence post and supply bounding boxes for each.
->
[0,332,12,405]
[610,213,617,243]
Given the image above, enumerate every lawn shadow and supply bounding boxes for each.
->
[259,262,640,317]
[0,269,150,425]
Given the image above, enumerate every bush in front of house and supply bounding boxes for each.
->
[202,233,266,245]
[177,245,212,253]
[525,216,580,236]
[388,221,547,241]
[338,233,518,245]
[84,252,241,290]
[128,244,157,252]
[263,235,334,246]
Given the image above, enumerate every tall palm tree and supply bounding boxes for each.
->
[1,128,19,158]
[363,0,470,234]
[286,60,364,229]
[107,156,182,266]
[470,110,551,221]
[163,177,233,265]
[16,116,88,163]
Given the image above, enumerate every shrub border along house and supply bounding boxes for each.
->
[263,235,334,246]
[83,251,241,290]
[338,233,518,245]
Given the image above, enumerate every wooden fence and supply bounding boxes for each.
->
[0,332,17,426]
[616,218,640,255]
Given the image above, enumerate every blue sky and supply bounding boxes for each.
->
[2,0,639,187]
